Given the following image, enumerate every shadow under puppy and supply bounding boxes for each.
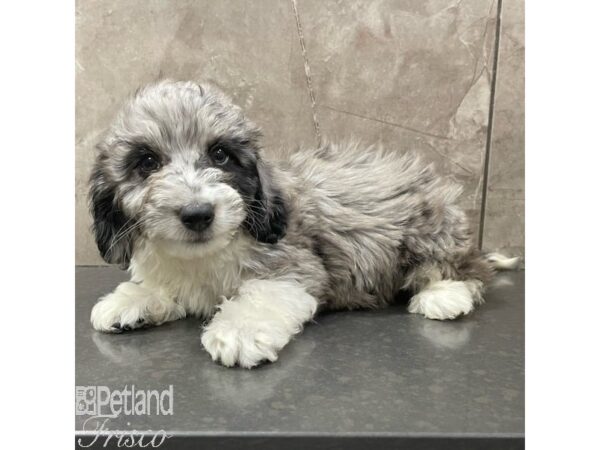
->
[89,80,517,368]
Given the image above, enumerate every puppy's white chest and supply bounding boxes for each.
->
[171,262,245,317]
[130,240,250,318]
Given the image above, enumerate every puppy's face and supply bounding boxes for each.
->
[89,81,287,266]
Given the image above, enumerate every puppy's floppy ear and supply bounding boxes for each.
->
[88,161,136,269]
[244,156,288,244]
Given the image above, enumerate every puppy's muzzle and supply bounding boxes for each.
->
[180,203,215,232]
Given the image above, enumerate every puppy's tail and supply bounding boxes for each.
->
[485,252,521,270]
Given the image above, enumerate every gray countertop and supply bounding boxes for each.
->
[75,267,524,449]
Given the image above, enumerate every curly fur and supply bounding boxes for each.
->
[88,80,511,368]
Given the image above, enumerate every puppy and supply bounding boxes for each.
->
[89,80,517,368]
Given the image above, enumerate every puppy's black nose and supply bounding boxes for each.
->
[180,203,214,232]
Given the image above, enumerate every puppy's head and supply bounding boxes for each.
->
[89,80,287,267]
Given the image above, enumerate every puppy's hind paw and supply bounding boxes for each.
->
[408,280,482,320]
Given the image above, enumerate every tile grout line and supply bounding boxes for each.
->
[291,0,321,147]
[478,0,503,250]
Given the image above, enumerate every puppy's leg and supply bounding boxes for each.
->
[91,281,186,333]
[408,278,484,320]
[407,263,488,321]
[201,279,318,368]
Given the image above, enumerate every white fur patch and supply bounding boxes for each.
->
[486,252,521,270]
[90,281,186,332]
[201,279,318,368]
[130,236,252,318]
[408,280,483,320]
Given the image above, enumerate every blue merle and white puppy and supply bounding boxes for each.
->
[89,80,518,368]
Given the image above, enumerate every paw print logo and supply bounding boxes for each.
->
[75,386,97,416]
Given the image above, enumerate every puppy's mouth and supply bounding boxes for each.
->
[156,230,213,246]
[181,230,213,245]
[186,235,211,244]
[157,234,214,251]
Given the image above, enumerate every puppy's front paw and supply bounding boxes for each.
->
[200,280,317,368]
[91,297,147,333]
[91,282,185,333]
[201,316,289,369]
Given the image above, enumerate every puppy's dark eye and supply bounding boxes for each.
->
[210,147,229,166]
[138,155,161,173]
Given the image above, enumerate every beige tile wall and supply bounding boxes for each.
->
[481,0,525,257]
[75,0,524,265]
